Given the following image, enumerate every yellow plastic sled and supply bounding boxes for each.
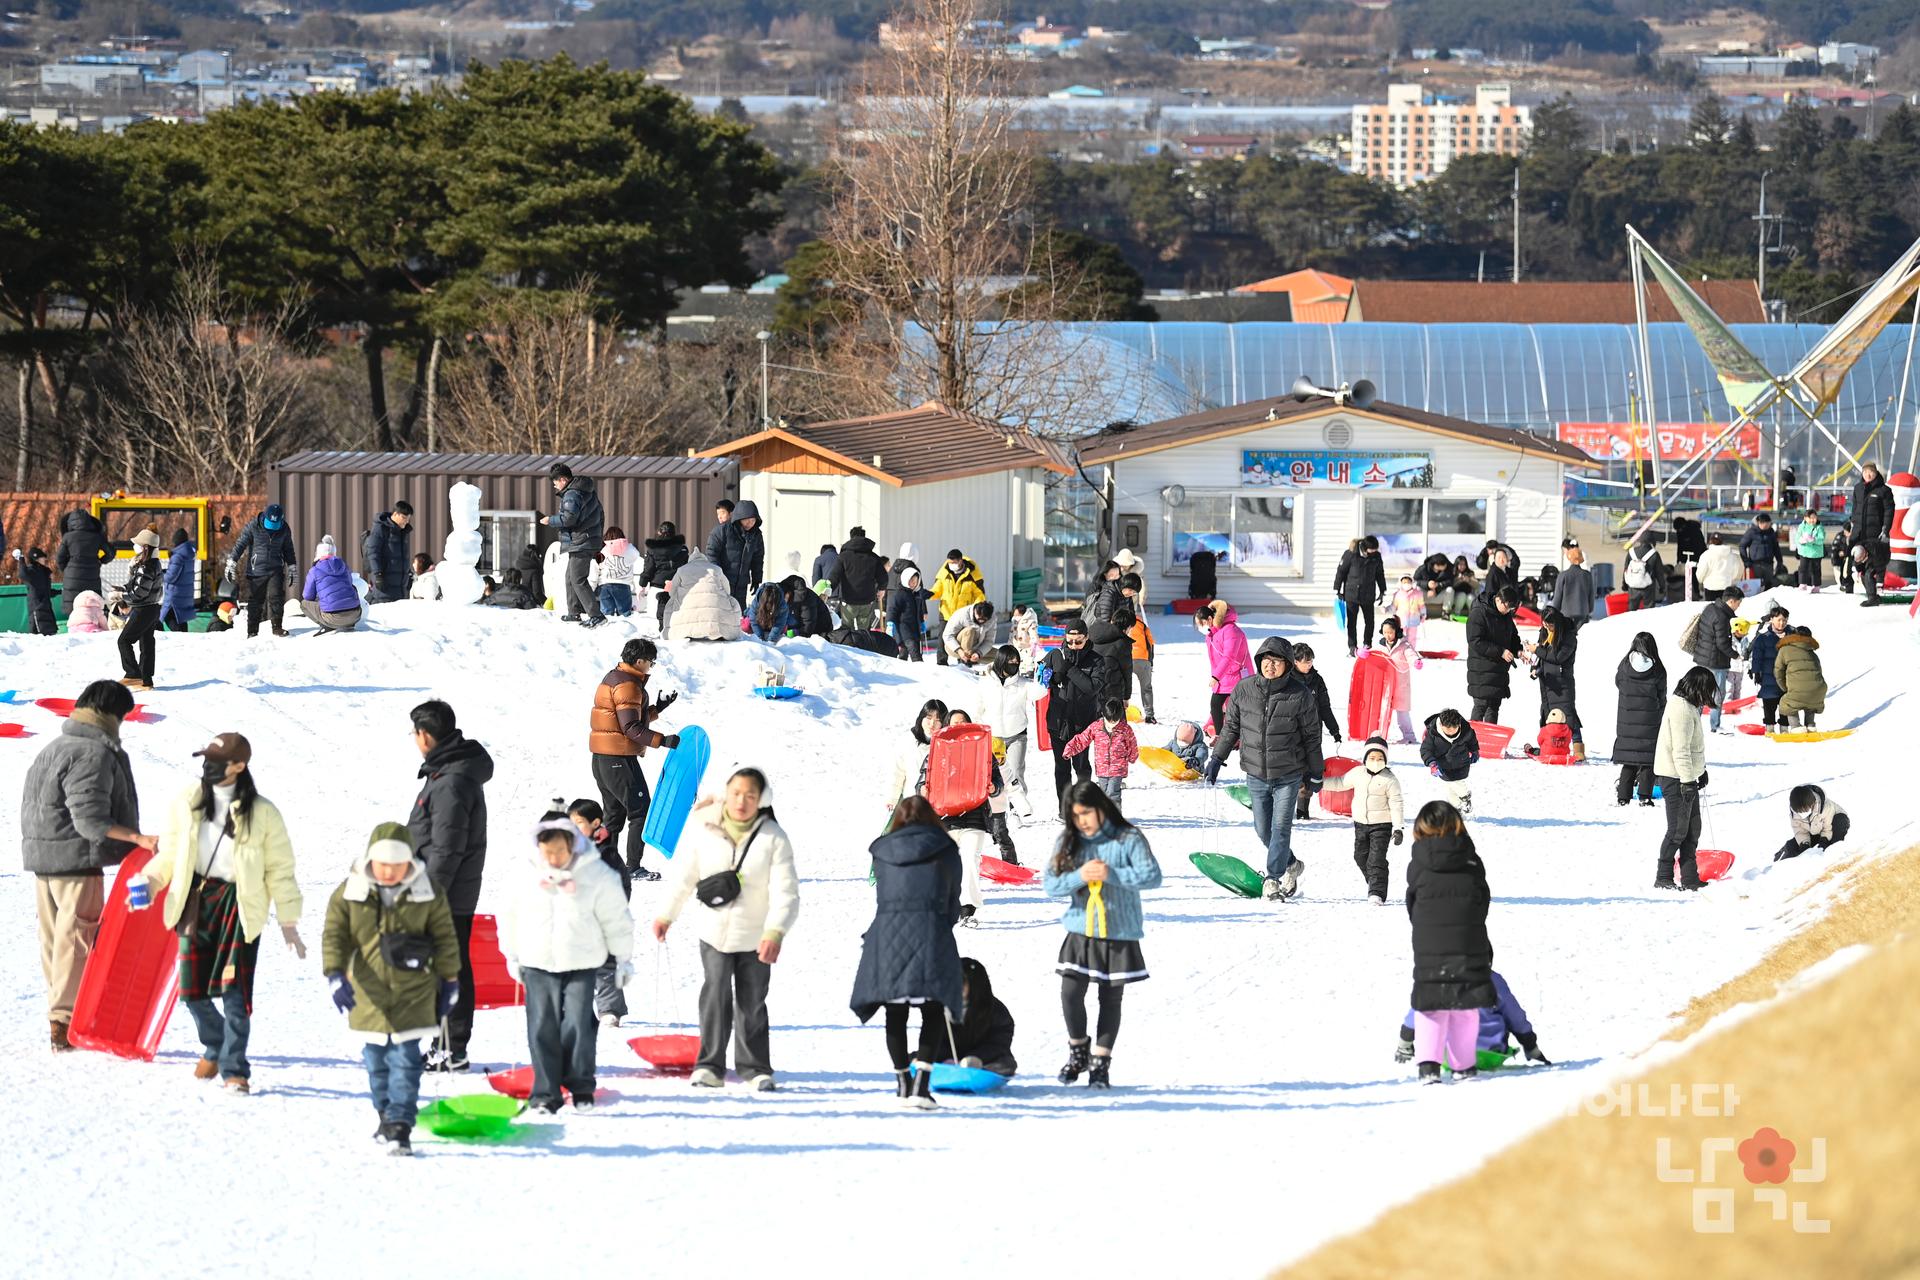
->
[1138,745,1199,782]
[1769,729,1855,743]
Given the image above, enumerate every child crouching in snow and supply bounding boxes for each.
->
[321,823,461,1156]
[1319,736,1404,904]
[1419,709,1479,815]
[1170,721,1211,773]
[1064,697,1140,808]
[1774,626,1826,731]
[505,816,635,1114]
[1524,707,1574,762]
[1775,784,1849,861]
[1405,801,1495,1083]
[1395,970,1550,1067]
[921,956,1017,1077]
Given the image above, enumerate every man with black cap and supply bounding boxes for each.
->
[226,502,298,638]
[539,464,606,626]
[361,499,414,604]
[1040,618,1105,804]
[830,525,886,632]
[1203,637,1322,901]
[1850,460,1895,606]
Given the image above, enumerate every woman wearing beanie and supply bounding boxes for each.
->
[132,733,305,1093]
[118,526,166,690]
[161,527,198,632]
[300,536,363,633]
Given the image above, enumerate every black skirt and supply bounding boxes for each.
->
[1056,934,1149,985]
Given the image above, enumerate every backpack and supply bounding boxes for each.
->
[1677,608,1706,656]
[1624,550,1651,589]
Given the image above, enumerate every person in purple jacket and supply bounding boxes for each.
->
[1394,969,1551,1067]
[300,536,363,633]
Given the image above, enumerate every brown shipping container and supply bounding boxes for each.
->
[267,452,739,578]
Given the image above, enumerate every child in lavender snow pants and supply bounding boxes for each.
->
[1411,1009,1480,1073]
[1404,799,1495,1084]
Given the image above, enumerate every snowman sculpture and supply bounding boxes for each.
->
[437,481,486,605]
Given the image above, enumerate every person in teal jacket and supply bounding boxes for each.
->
[1042,780,1162,1090]
[1792,511,1827,589]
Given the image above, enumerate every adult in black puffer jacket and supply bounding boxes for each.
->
[641,522,690,630]
[1088,609,1135,706]
[782,575,832,638]
[1206,636,1323,894]
[1613,631,1667,805]
[407,704,494,1066]
[1850,462,1895,603]
[850,799,963,1107]
[1041,620,1106,801]
[227,505,300,638]
[1405,802,1495,1080]
[1465,589,1523,722]
[830,529,887,630]
[56,509,113,603]
[1533,607,1580,746]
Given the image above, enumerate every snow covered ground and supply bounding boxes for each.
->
[1,587,1909,1278]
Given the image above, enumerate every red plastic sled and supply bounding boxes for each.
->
[486,1065,605,1102]
[1417,649,1458,661]
[1470,721,1515,758]
[981,854,1037,885]
[1346,651,1393,740]
[468,915,524,1010]
[1514,606,1543,628]
[1605,590,1631,617]
[1723,696,1757,714]
[34,697,76,717]
[1695,849,1735,882]
[0,723,30,738]
[628,1033,701,1071]
[1034,693,1052,752]
[1737,723,1768,736]
[1318,755,1360,816]
[67,849,178,1062]
[1886,572,1909,590]
[927,723,993,818]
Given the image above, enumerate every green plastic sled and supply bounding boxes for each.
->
[1189,851,1265,899]
[416,1093,524,1139]
[1226,783,1253,811]
[1443,1047,1517,1074]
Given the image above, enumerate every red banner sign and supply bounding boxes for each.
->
[1556,422,1764,463]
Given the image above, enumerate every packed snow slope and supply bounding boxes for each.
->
[1,589,1910,1279]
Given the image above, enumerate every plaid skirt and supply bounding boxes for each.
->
[177,877,258,1009]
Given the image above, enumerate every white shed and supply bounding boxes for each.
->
[697,402,1067,609]
[1078,394,1597,613]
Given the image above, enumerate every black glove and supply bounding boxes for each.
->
[1517,1032,1551,1065]
[1694,769,1708,792]
[1308,776,1323,793]
[328,974,355,1013]
[436,978,460,1017]
[1392,829,1404,846]
[1202,759,1221,786]
[652,691,679,715]
[531,512,543,524]
[660,733,681,749]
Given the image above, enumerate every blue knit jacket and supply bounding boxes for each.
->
[1042,823,1163,941]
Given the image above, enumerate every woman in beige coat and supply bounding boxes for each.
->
[1651,668,1715,891]
[136,732,303,1091]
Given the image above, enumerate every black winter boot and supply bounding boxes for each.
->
[1058,1041,1090,1084]
[990,812,1017,861]
[894,1069,913,1101]
[1418,1061,1442,1085]
[387,1124,413,1156]
[907,1064,938,1110]
[1087,1053,1112,1089]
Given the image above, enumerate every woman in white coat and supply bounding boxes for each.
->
[1651,665,1716,891]
[654,768,800,1091]
[979,645,1035,823]
[663,548,742,642]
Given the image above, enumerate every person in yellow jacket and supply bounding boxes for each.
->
[930,549,986,667]
[132,733,303,1092]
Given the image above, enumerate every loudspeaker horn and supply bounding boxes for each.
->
[1347,378,1377,409]
[1291,375,1331,400]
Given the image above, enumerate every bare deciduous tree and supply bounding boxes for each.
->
[103,258,321,492]
[819,0,1129,429]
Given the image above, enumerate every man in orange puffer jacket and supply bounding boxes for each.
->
[589,638,681,881]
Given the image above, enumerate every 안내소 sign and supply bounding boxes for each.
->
[1241,450,1435,490]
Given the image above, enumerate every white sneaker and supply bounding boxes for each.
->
[1279,858,1305,899]
[1369,893,1386,906]
[749,1074,777,1093]
[1263,877,1283,901]
[599,1013,621,1029]
[689,1067,724,1088]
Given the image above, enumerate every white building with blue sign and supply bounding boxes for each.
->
[1077,391,1596,613]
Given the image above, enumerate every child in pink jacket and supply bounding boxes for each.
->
[1198,599,1252,732]
[1389,575,1425,646]
[1064,697,1140,809]
[1374,617,1422,742]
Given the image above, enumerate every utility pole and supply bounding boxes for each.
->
[1753,169,1781,319]
[1511,165,1521,283]
[756,330,772,427]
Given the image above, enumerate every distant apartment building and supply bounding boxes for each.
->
[1350,83,1530,187]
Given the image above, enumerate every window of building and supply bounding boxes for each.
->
[1165,492,1301,576]
[1361,496,1489,575]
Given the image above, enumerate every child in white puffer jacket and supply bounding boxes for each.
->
[504,815,635,1114]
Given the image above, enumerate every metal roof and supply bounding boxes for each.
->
[699,402,1071,486]
[1346,280,1766,325]
[1076,394,1599,468]
[271,451,733,479]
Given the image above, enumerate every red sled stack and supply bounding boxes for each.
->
[67,850,179,1061]
[926,723,993,818]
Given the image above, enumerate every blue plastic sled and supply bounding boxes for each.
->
[1334,599,1348,632]
[910,1063,1011,1094]
[0,690,19,705]
[751,685,802,700]
[641,725,711,861]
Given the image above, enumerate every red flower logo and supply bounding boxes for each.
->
[1738,1127,1796,1184]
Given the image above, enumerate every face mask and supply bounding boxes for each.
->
[1793,809,1813,822]
[200,758,229,784]
[1365,759,1386,774]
